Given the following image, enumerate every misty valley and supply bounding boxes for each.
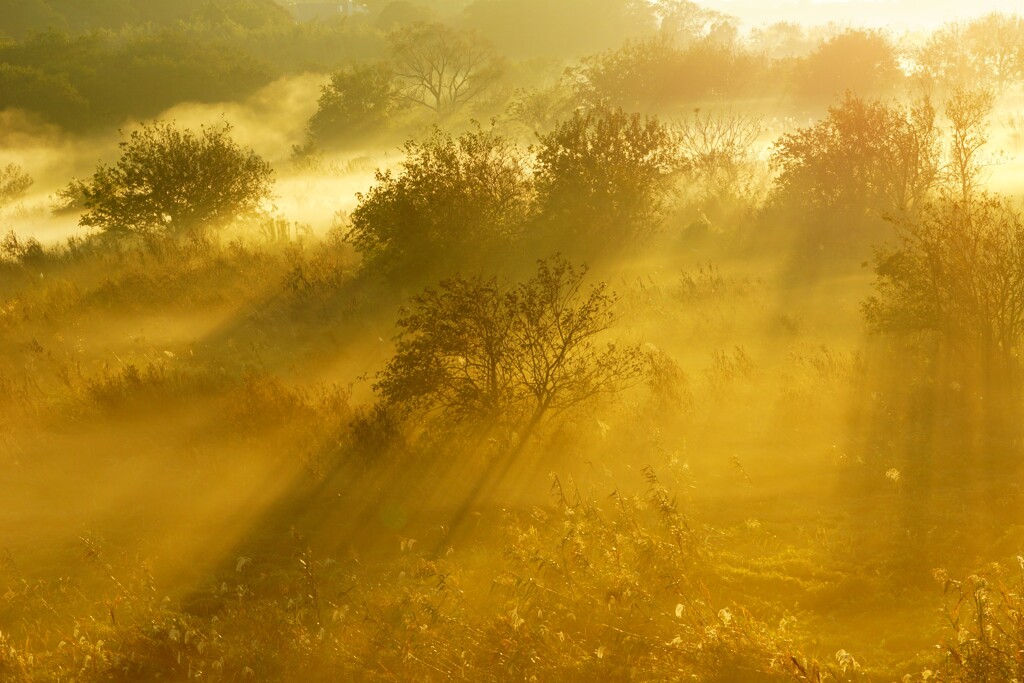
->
[3,1,1024,681]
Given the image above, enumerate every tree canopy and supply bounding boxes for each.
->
[375,255,644,446]
[790,29,903,103]
[302,63,400,151]
[347,125,532,279]
[865,193,1024,374]
[770,94,941,222]
[533,104,680,252]
[77,121,274,239]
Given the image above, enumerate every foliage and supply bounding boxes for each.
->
[375,256,644,448]
[533,104,680,252]
[916,13,1024,95]
[0,30,275,131]
[0,0,293,38]
[945,86,996,203]
[302,62,401,151]
[864,193,1024,372]
[387,21,502,117]
[654,0,736,46]
[486,472,807,682]
[0,230,44,265]
[770,94,941,224]
[0,163,33,207]
[572,35,767,111]
[790,29,903,103]
[931,561,1024,682]
[506,77,580,134]
[76,121,273,239]
[348,125,532,279]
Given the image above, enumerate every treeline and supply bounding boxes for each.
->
[0,0,292,37]
[3,0,1024,134]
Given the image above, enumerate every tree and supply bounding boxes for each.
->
[916,14,1024,95]
[945,86,995,204]
[770,94,941,224]
[375,256,643,448]
[302,62,400,151]
[387,22,501,117]
[0,164,33,208]
[348,126,532,279]
[572,36,764,111]
[654,0,735,47]
[533,104,680,251]
[676,109,764,214]
[864,193,1024,378]
[791,29,902,103]
[76,121,273,239]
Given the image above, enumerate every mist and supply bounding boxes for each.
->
[3,1,1024,682]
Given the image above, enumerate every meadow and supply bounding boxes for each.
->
[4,1,1024,681]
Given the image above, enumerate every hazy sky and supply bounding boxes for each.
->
[702,0,1022,30]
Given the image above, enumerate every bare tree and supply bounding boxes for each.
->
[945,86,995,204]
[388,22,502,117]
[676,109,764,206]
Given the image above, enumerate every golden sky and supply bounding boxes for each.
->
[702,0,1022,29]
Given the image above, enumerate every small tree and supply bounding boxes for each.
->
[302,63,400,151]
[348,125,532,279]
[533,104,680,251]
[375,256,644,449]
[791,29,903,103]
[945,86,995,204]
[676,109,764,213]
[76,121,273,238]
[864,193,1024,374]
[0,163,32,208]
[770,94,941,223]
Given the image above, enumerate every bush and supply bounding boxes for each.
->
[348,125,532,280]
[533,104,680,253]
[375,256,644,450]
[76,121,273,239]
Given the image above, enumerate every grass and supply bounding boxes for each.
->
[0,231,1021,682]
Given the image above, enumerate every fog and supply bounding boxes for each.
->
[3,1,1024,682]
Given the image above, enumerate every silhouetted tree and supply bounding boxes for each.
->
[533,104,680,252]
[573,36,764,111]
[0,164,33,208]
[348,126,532,279]
[375,256,643,447]
[388,22,501,117]
[916,14,1024,95]
[945,86,995,203]
[76,121,273,239]
[303,63,400,151]
[865,193,1024,376]
[792,29,902,103]
[771,94,941,224]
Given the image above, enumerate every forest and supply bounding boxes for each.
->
[3,0,1024,681]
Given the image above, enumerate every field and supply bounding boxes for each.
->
[4,1,1024,682]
